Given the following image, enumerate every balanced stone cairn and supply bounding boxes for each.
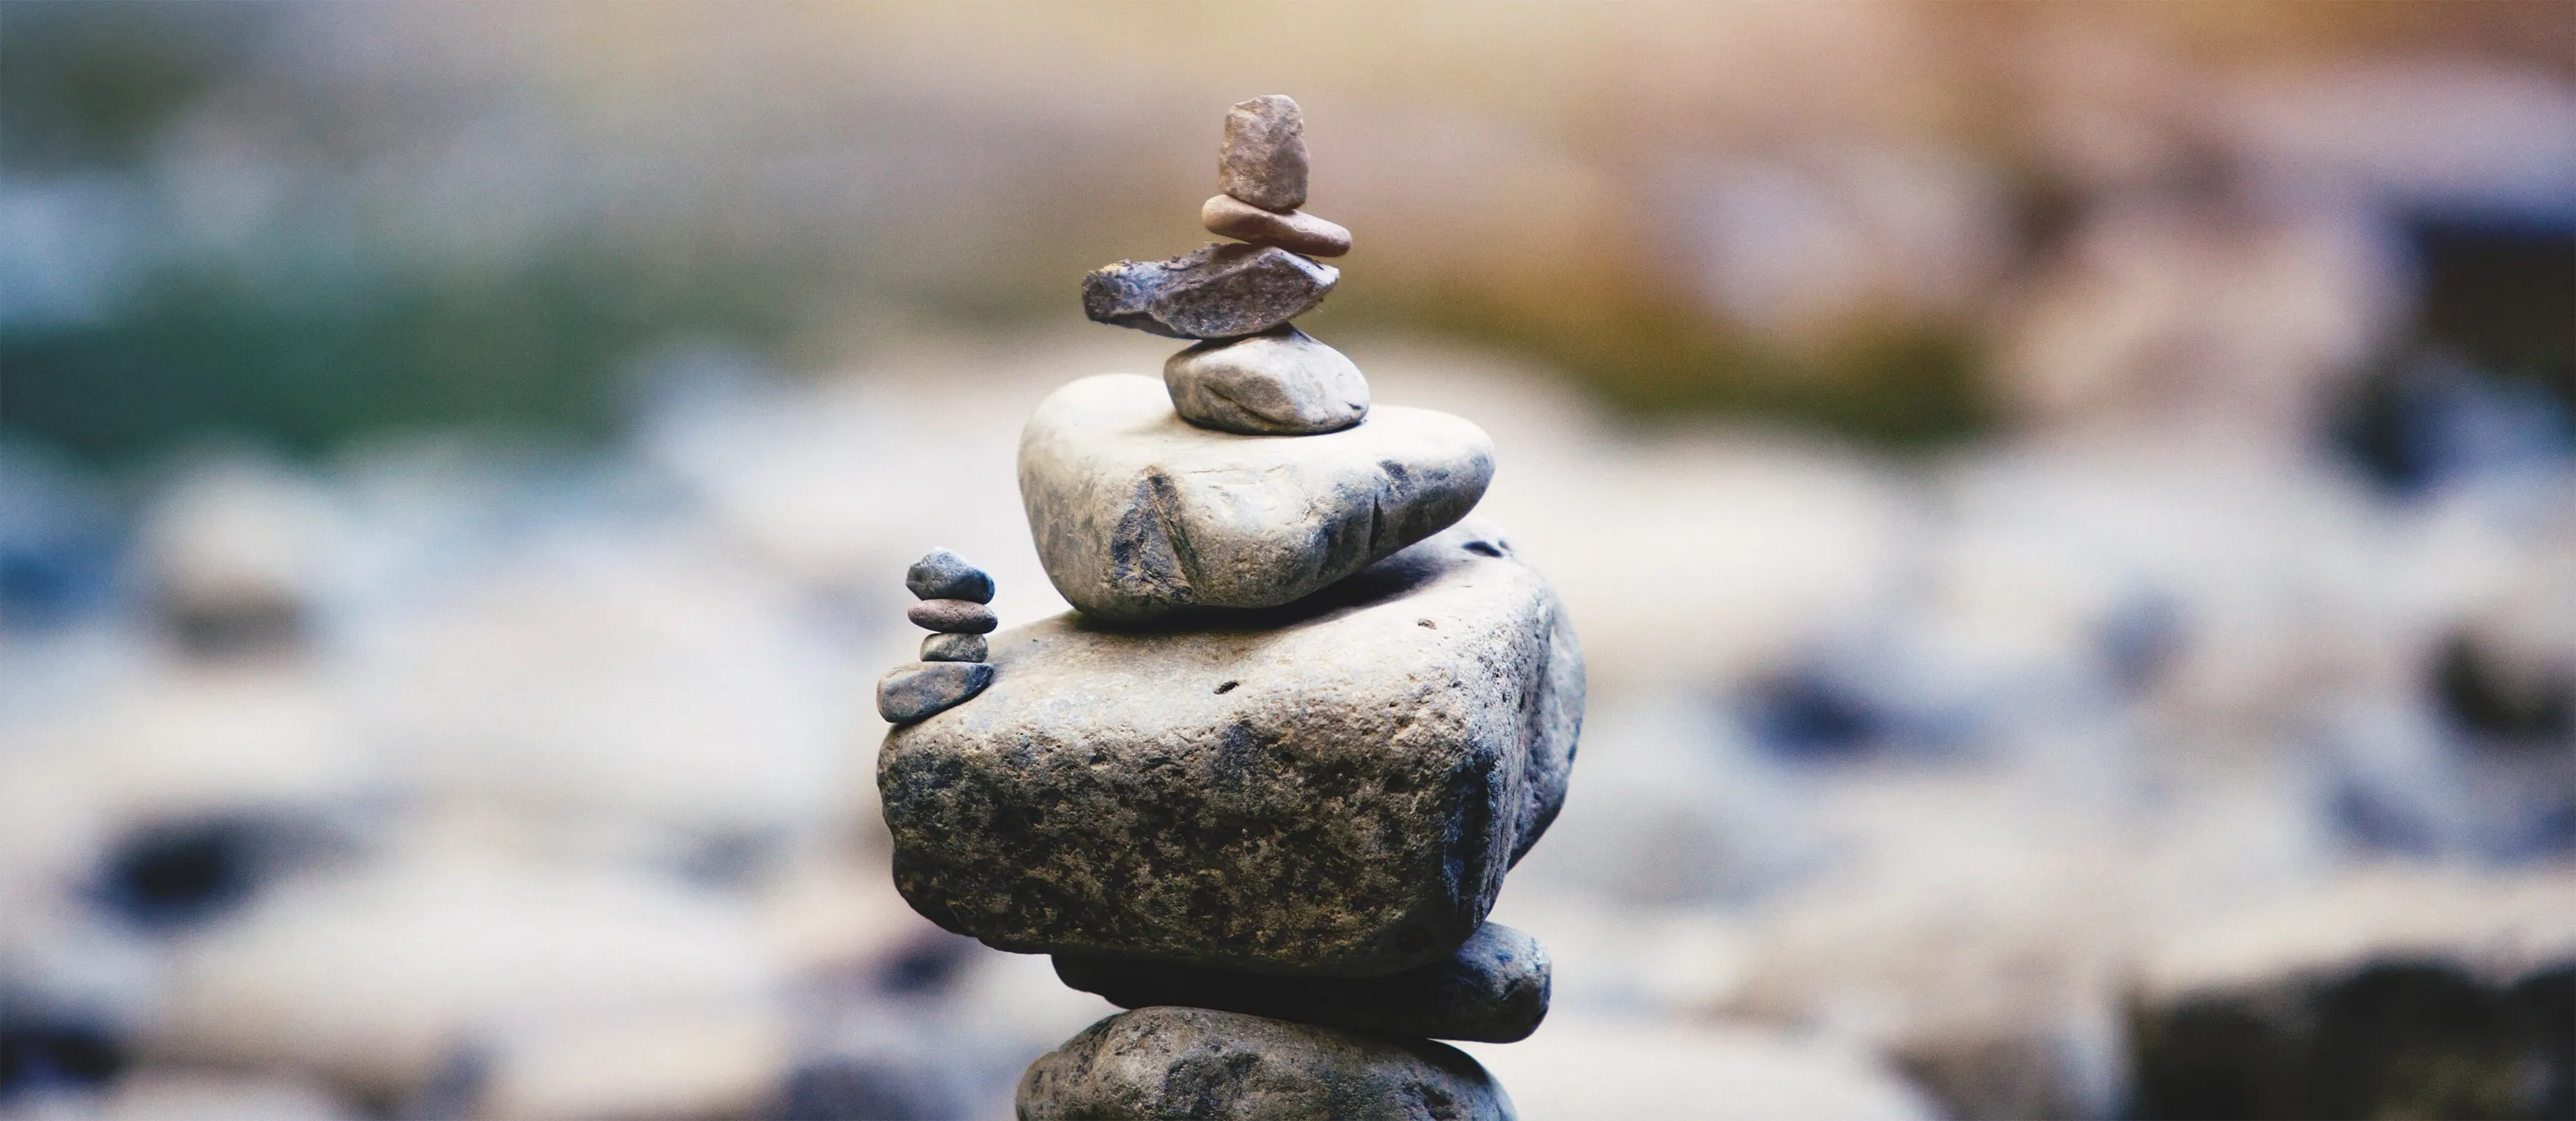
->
[877,95,1583,1120]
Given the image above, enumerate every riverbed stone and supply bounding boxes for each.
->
[1054,922,1550,1043]
[908,599,997,634]
[1201,195,1350,258]
[906,549,995,603]
[1218,95,1309,213]
[877,661,995,724]
[921,632,988,663]
[1018,1007,1513,1121]
[1018,373,1491,623]
[1081,244,1336,340]
[1165,325,1370,436]
[878,521,1583,976]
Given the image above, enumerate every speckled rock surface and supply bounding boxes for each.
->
[1055,922,1551,1043]
[1018,1007,1513,1121]
[877,661,994,724]
[878,522,1583,976]
[1202,195,1350,258]
[1165,325,1370,436]
[1018,374,1491,623]
[1218,95,1309,212]
[1081,244,1336,340]
[921,632,989,662]
[907,548,995,603]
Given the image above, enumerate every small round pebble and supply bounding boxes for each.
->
[1201,195,1350,258]
[1165,324,1370,436]
[905,548,994,603]
[921,632,989,662]
[908,599,997,634]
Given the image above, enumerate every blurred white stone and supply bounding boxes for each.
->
[2138,864,2576,1001]
[136,454,344,654]
[1456,1015,1935,1121]
[95,1069,351,1121]
[144,848,790,1104]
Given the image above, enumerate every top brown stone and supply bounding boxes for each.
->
[1219,95,1308,212]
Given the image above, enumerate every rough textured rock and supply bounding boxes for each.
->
[908,599,998,634]
[1055,922,1550,1043]
[1201,195,1350,258]
[879,522,1583,976]
[1218,95,1309,213]
[877,661,995,724]
[1018,374,1491,623]
[1018,1007,1512,1121]
[921,632,989,663]
[1165,325,1370,436]
[1081,244,1336,340]
[907,549,995,603]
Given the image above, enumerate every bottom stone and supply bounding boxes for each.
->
[1018,1007,1514,1121]
[1054,923,1549,1043]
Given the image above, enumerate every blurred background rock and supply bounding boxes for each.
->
[2,3,2570,1119]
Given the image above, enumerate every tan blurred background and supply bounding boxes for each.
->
[3,4,2572,1119]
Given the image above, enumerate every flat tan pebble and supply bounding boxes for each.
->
[907,598,996,634]
[1201,195,1350,258]
[1219,95,1309,212]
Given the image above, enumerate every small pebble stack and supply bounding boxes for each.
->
[879,96,1581,1121]
[1083,95,1371,436]
[874,548,997,724]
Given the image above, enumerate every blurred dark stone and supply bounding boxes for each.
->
[2437,632,2575,748]
[93,813,285,930]
[874,929,976,998]
[2131,959,2574,1121]
[0,1012,125,1101]
[1745,667,1884,760]
[779,1055,964,1121]
[162,592,305,659]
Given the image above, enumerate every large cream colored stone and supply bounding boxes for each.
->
[1018,373,1492,623]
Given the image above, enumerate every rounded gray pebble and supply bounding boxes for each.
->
[921,632,988,662]
[1018,1007,1513,1121]
[1165,323,1369,436]
[908,599,997,634]
[906,548,994,603]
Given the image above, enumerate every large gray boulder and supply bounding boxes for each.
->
[1018,373,1492,623]
[1018,1007,1513,1121]
[878,522,1583,976]
[1055,922,1550,1043]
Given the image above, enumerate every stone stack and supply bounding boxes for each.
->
[875,548,1000,723]
[875,95,1583,1120]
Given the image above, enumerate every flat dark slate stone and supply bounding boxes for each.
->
[1080,243,1336,340]
[1055,922,1550,1043]
[1018,1007,1514,1121]
[908,599,997,634]
[877,661,994,724]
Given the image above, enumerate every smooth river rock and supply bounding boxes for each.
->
[879,522,1583,976]
[1018,374,1490,623]
[1202,194,1350,258]
[1018,1007,1513,1121]
[877,661,995,724]
[1055,922,1551,1043]
[908,598,998,634]
[907,548,995,603]
[1218,95,1309,213]
[1081,244,1337,340]
[920,632,989,663]
[1165,325,1370,436]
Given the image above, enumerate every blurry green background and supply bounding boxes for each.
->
[9,1,2565,467]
